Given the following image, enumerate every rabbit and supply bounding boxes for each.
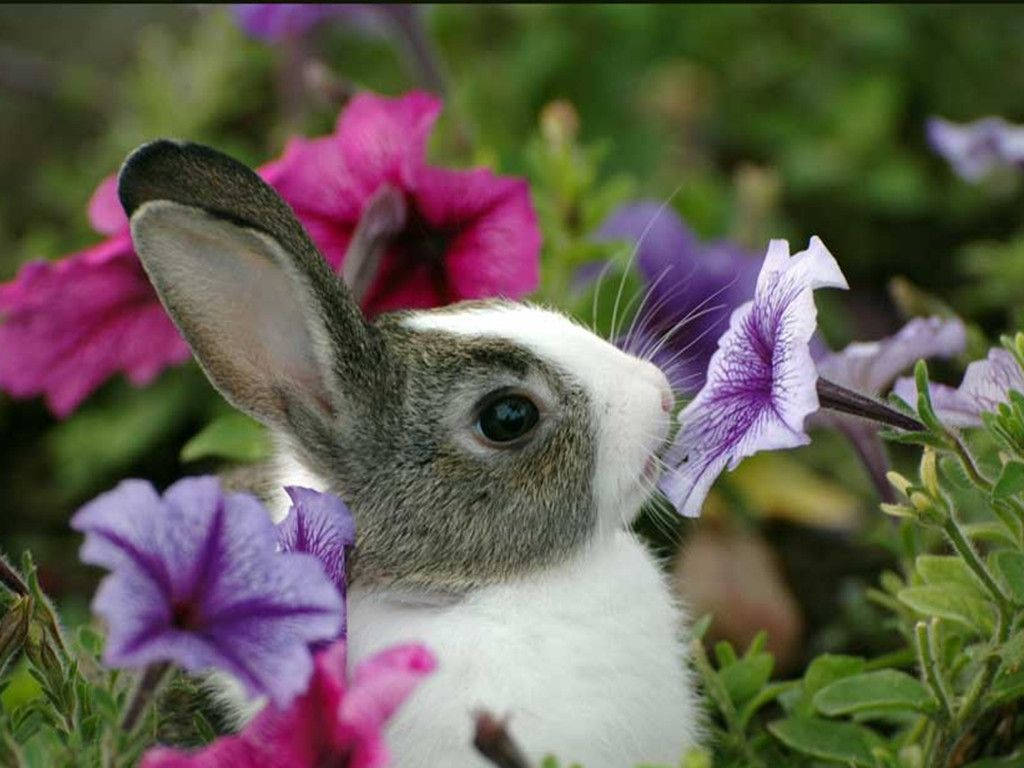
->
[118,139,703,767]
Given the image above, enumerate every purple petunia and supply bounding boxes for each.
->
[71,476,343,707]
[812,317,966,498]
[927,116,1024,182]
[660,237,848,516]
[591,201,759,393]
[893,347,1024,428]
[277,486,356,606]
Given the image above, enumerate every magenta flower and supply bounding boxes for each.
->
[660,237,849,516]
[262,91,540,315]
[591,202,759,393]
[927,116,1024,182]
[277,485,356,603]
[0,91,540,416]
[893,347,1024,428]
[71,476,343,707]
[141,639,436,768]
[813,317,966,498]
[0,175,188,418]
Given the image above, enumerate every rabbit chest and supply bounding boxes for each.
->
[346,530,702,768]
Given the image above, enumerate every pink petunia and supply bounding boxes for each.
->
[262,91,540,314]
[141,639,436,768]
[0,91,540,417]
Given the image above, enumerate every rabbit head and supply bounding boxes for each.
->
[120,140,674,592]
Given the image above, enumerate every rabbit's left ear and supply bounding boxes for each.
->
[119,140,392,431]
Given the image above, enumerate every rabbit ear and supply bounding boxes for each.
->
[119,140,389,429]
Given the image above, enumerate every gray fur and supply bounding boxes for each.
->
[120,140,596,592]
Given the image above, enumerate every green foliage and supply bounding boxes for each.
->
[692,351,1024,766]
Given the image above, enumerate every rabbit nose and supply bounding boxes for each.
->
[661,386,675,413]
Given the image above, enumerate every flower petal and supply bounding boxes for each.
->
[278,486,356,597]
[816,317,966,394]
[87,174,128,235]
[660,238,848,516]
[894,346,1024,428]
[337,644,437,768]
[336,91,442,198]
[926,116,1024,181]
[0,236,190,417]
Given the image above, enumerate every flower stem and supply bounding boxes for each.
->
[472,710,532,768]
[816,378,925,432]
[914,621,953,722]
[942,515,1012,609]
[690,638,766,768]
[121,662,172,734]
[950,433,994,493]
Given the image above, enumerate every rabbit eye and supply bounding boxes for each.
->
[476,392,539,445]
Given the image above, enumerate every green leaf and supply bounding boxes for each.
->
[915,555,984,593]
[993,461,1024,499]
[719,652,773,707]
[986,668,1024,708]
[768,716,879,766]
[792,654,866,717]
[812,670,935,716]
[180,411,272,464]
[897,584,996,634]
[989,550,1024,604]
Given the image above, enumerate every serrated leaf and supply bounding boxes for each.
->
[180,411,272,464]
[915,555,984,593]
[719,653,773,707]
[897,584,996,634]
[768,716,879,766]
[812,670,935,716]
[989,550,1024,604]
[993,461,1024,499]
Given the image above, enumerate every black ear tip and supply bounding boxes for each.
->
[117,139,188,217]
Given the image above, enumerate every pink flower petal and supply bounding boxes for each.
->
[87,174,129,235]
[141,640,435,768]
[0,236,190,417]
[336,91,442,198]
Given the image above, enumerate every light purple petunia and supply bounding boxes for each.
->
[927,116,1024,182]
[660,237,849,517]
[277,486,356,602]
[893,347,1024,428]
[71,476,344,707]
[591,201,759,393]
[812,317,966,498]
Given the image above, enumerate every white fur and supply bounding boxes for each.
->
[262,304,700,767]
[346,532,701,768]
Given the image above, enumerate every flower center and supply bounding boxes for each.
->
[170,600,204,631]
[393,204,456,300]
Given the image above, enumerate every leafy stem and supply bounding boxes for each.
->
[690,638,766,768]
[942,514,1012,609]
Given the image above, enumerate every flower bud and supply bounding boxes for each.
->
[540,100,579,149]
[919,448,940,497]
[886,470,913,498]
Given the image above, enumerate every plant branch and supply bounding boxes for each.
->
[472,710,532,768]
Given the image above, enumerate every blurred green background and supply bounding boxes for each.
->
[3,4,1024,670]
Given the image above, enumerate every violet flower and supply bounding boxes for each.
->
[277,485,356,601]
[927,116,1024,182]
[71,477,343,707]
[660,237,849,517]
[0,91,539,417]
[591,202,759,392]
[813,317,966,498]
[141,639,436,768]
[893,347,1024,428]
[232,4,447,95]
